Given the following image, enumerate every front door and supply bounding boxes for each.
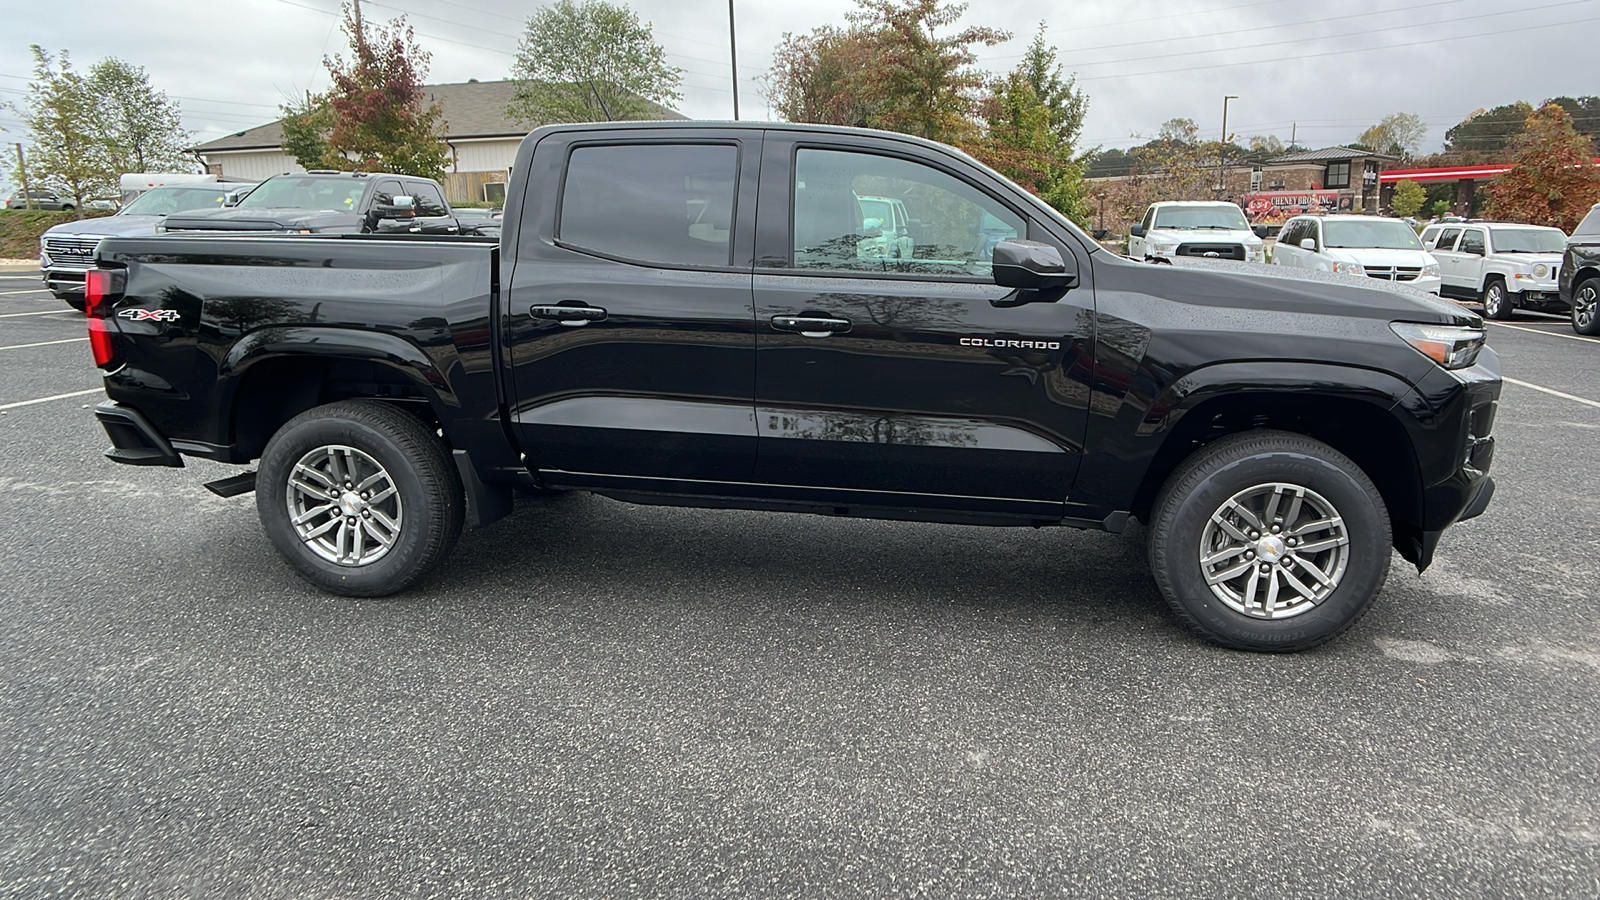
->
[750,136,1095,520]
[503,129,762,483]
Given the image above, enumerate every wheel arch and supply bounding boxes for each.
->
[1131,371,1424,561]
[221,327,459,461]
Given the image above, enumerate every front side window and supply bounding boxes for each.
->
[792,148,1023,278]
[1325,162,1350,189]
[1458,229,1485,255]
[1140,207,1156,233]
[408,182,449,217]
[559,143,737,268]
[1279,220,1302,247]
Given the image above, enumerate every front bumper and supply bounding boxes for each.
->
[1398,350,1501,569]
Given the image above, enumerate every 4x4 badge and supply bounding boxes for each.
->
[116,308,181,322]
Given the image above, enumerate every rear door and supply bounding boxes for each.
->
[748,132,1095,519]
[503,127,761,483]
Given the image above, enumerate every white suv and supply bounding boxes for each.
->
[1420,221,1567,319]
[1128,201,1266,263]
[1273,215,1441,294]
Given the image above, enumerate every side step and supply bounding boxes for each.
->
[204,471,257,498]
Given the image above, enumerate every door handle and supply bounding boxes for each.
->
[771,315,851,338]
[531,304,607,326]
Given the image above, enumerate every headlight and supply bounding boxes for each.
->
[1332,261,1366,276]
[1151,243,1178,255]
[1421,263,1441,277]
[1534,264,1550,279]
[1390,322,1486,370]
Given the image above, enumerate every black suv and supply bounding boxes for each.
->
[161,170,461,235]
[1561,203,1600,334]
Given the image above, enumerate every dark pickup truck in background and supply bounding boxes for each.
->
[161,170,465,236]
[81,122,1500,652]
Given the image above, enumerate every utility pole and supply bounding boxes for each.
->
[1218,95,1238,198]
[728,0,740,120]
[1290,122,1297,148]
[15,143,34,209]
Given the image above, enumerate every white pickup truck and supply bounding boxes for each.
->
[1421,221,1569,319]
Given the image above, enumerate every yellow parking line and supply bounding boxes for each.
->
[0,337,88,351]
[1503,377,1600,410]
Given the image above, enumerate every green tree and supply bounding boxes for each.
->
[1390,179,1426,218]
[10,46,110,217]
[1358,112,1427,160]
[972,26,1090,225]
[848,0,1007,144]
[763,25,884,128]
[89,58,192,174]
[1484,104,1600,231]
[1443,102,1534,159]
[281,3,449,179]
[507,0,682,125]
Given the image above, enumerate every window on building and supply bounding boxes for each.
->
[1325,162,1350,189]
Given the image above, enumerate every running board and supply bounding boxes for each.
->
[204,471,257,497]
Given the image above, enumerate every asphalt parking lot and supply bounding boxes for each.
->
[1,267,1596,898]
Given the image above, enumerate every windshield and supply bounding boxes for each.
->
[1322,219,1422,250]
[236,176,369,211]
[1489,227,1566,253]
[1153,206,1250,231]
[120,186,236,216]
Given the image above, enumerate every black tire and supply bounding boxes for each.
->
[257,400,464,597]
[1573,279,1600,335]
[1148,430,1392,652]
[1481,279,1513,320]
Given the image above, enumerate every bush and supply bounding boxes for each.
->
[0,209,115,259]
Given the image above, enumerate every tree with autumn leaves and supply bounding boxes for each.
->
[281,3,449,181]
[1484,104,1600,232]
[764,2,1092,226]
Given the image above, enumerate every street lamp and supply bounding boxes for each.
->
[1218,95,1238,198]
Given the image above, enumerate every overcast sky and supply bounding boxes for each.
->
[1,0,1591,194]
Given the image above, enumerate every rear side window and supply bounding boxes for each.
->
[1576,206,1600,236]
[559,143,738,268]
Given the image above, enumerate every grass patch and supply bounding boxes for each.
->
[0,209,115,259]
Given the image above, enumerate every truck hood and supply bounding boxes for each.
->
[1166,257,1479,326]
[42,215,167,239]
[161,207,360,232]
[1147,227,1263,247]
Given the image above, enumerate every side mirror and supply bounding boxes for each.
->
[1130,224,1146,238]
[223,188,249,207]
[1253,224,1269,238]
[1300,238,1317,252]
[992,239,1078,291]
[388,195,416,217]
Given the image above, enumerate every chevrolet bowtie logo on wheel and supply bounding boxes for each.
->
[116,308,181,322]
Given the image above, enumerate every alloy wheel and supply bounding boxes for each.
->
[285,444,404,566]
[1198,482,1351,619]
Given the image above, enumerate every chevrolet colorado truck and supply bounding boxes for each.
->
[81,122,1500,652]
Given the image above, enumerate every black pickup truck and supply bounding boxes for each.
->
[81,122,1500,651]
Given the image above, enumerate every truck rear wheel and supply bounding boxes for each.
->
[257,400,464,597]
[1148,430,1391,652]
[1573,279,1600,335]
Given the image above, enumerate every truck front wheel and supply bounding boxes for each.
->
[1148,430,1391,652]
[1573,279,1600,335]
[257,400,464,597]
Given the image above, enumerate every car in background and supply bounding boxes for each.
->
[161,170,461,236]
[452,206,501,238]
[1559,203,1600,335]
[856,195,915,260]
[5,189,76,211]
[1421,221,1567,319]
[1273,215,1441,293]
[1127,201,1267,263]
[38,184,245,306]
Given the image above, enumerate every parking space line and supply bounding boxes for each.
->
[0,388,101,411]
[0,337,88,351]
[0,309,76,318]
[0,289,50,296]
[1490,322,1600,344]
[1503,376,1600,410]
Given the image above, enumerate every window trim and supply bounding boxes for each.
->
[774,142,1031,284]
[553,138,745,273]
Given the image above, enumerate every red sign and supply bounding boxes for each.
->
[1244,191,1353,223]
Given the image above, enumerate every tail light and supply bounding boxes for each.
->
[84,269,126,368]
